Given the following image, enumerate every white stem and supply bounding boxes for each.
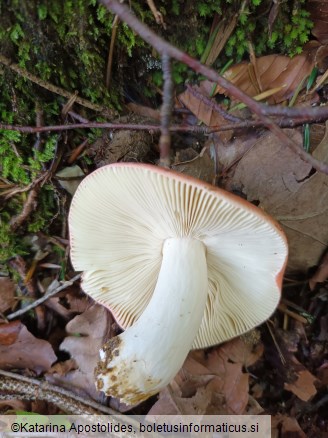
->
[95,238,208,404]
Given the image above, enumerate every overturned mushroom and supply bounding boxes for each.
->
[69,163,288,404]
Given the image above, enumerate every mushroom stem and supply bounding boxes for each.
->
[95,238,208,404]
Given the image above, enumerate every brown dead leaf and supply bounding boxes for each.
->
[247,394,264,415]
[215,53,316,104]
[266,328,319,402]
[172,147,216,184]
[179,83,227,126]
[308,0,328,43]
[272,414,307,438]
[0,322,56,374]
[151,337,261,415]
[178,82,235,142]
[46,303,112,400]
[220,336,264,368]
[284,364,318,401]
[202,348,250,414]
[149,378,227,415]
[126,102,160,120]
[0,277,16,313]
[223,125,328,273]
[148,386,182,415]
[45,284,90,319]
[0,321,21,345]
[208,366,249,414]
[181,350,211,373]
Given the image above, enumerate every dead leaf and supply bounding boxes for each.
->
[0,277,16,313]
[208,367,249,414]
[215,53,316,103]
[56,165,84,195]
[220,336,264,368]
[0,322,56,374]
[172,147,216,184]
[246,394,264,415]
[147,386,182,415]
[45,284,90,319]
[223,125,328,273]
[272,414,307,438]
[151,337,262,415]
[179,83,225,126]
[126,102,160,120]
[46,304,112,400]
[308,0,328,43]
[0,321,21,345]
[284,368,317,401]
[178,83,234,142]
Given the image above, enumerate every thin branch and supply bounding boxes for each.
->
[146,0,165,26]
[99,0,328,174]
[159,54,173,167]
[0,122,162,133]
[6,274,82,321]
[0,54,116,117]
[1,115,325,137]
[10,188,39,231]
[1,172,48,199]
[106,14,120,89]
[264,105,328,119]
[67,138,90,164]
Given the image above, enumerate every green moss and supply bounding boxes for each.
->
[0,0,120,108]
[0,0,122,263]
[0,129,58,261]
[0,220,26,261]
[27,185,56,233]
[224,0,313,60]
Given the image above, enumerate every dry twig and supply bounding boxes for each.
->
[106,14,120,89]
[6,274,81,321]
[0,54,116,117]
[10,188,39,231]
[1,115,324,136]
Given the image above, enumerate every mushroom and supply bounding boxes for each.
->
[69,163,288,404]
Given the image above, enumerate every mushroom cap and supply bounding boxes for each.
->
[69,163,288,349]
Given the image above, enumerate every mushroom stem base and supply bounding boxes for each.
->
[95,238,208,404]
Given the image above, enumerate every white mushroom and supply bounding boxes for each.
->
[69,163,288,404]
